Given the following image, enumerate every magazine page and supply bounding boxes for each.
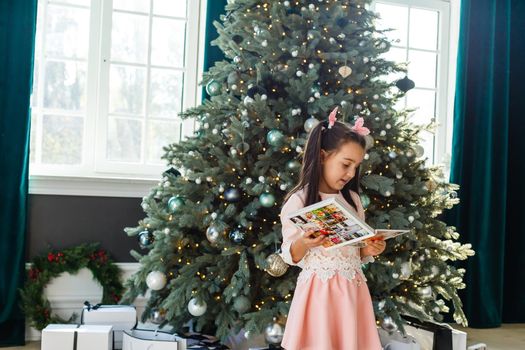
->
[372,229,410,241]
[285,197,375,250]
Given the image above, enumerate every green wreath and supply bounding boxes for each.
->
[20,243,124,330]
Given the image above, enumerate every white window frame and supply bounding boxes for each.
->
[371,0,460,176]
[29,0,208,197]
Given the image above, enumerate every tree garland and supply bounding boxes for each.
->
[21,243,124,330]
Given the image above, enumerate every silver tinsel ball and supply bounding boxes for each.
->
[265,253,289,277]
[233,56,242,64]
[259,193,276,208]
[146,271,167,291]
[264,322,284,344]
[233,295,251,313]
[206,225,221,244]
[150,308,166,324]
[381,316,398,333]
[304,117,320,132]
[187,298,207,316]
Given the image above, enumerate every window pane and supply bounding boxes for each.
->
[151,18,186,67]
[109,65,146,115]
[149,69,183,118]
[107,117,142,162]
[30,113,38,163]
[111,12,149,64]
[113,0,150,13]
[407,50,437,88]
[50,0,90,6]
[44,60,87,111]
[409,8,438,50]
[406,89,436,125]
[153,0,186,18]
[375,2,408,46]
[147,120,180,164]
[45,5,90,59]
[42,115,83,165]
[31,60,39,107]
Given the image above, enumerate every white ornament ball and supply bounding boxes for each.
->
[280,184,288,191]
[386,123,392,129]
[146,271,167,291]
[262,40,268,47]
[291,50,298,57]
[211,212,218,220]
[246,177,253,184]
[380,130,387,136]
[231,84,237,90]
[385,191,392,197]
[187,298,207,316]
[408,216,415,223]
[258,176,265,183]
[261,94,267,100]
[284,0,290,6]
[308,63,314,69]
[244,96,254,105]
[296,70,303,77]
[296,146,303,153]
[308,4,315,10]
[206,176,213,182]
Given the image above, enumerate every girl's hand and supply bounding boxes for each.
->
[301,230,328,249]
[360,239,386,257]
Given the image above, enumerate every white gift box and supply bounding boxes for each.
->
[403,315,467,350]
[123,329,187,350]
[42,324,113,350]
[81,304,137,349]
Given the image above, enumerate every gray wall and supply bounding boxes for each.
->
[27,195,145,262]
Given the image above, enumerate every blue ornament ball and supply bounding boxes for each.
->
[168,196,185,212]
[224,187,241,202]
[259,193,276,208]
[206,80,222,96]
[266,129,284,147]
[229,229,245,244]
[138,230,154,248]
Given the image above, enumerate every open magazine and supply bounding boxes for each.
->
[285,196,409,251]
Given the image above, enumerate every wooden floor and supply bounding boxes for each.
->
[3,324,525,350]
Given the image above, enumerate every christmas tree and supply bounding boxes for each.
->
[122,0,474,343]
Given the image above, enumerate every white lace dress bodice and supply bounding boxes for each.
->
[280,189,374,284]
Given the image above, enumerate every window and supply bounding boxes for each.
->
[372,0,457,170]
[29,0,203,196]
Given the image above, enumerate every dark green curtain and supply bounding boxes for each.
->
[0,0,38,346]
[448,0,525,327]
[202,0,227,99]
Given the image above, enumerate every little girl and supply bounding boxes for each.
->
[280,108,386,350]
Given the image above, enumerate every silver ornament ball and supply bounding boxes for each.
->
[264,322,284,344]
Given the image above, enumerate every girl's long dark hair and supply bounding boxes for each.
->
[285,120,367,210]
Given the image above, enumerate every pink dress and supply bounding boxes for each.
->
[279,189,381,350]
